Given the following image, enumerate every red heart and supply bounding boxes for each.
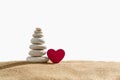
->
[47,49,65,63]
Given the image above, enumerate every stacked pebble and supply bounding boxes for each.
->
[27,28,49,62]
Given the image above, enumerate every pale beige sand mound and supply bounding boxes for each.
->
[0,61,120,80]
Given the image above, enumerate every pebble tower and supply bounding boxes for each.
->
[27,28,49,62]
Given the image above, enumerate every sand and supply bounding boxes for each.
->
[0,61,120,80]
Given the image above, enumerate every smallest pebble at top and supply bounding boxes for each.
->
[36,28,41,31]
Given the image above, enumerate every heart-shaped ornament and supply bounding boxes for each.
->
[47,49,65,63]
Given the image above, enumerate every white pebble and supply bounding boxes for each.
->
[36,28,41,31]
[29,44,46,50]
[27,57,49,62]
[29,50,46,57]
[31,38,44,44]
[32,34,43,38]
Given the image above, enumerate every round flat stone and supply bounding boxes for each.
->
[26,57,49,62]
[29,44,46,50]
[34,30,42,34]
[31,38,44,44]
[32,34,43,38]
[29,50,46,57]
[36,28,41,31]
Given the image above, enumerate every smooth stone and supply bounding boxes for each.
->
[29,50,46,57]
[36,28,41,31]
[31,38,44,44]
[27,57,49,62]
[32,34,43,38]
[29,44,46,50]
[34,30,42,34]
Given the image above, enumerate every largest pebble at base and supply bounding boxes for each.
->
[27,57,49,62]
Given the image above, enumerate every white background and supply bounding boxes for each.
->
[0,0,120,62]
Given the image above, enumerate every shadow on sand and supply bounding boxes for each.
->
[0,61,54,70]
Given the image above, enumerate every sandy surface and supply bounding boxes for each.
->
[0,61,120,80]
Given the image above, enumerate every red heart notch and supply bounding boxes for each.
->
[47,49,65,63]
